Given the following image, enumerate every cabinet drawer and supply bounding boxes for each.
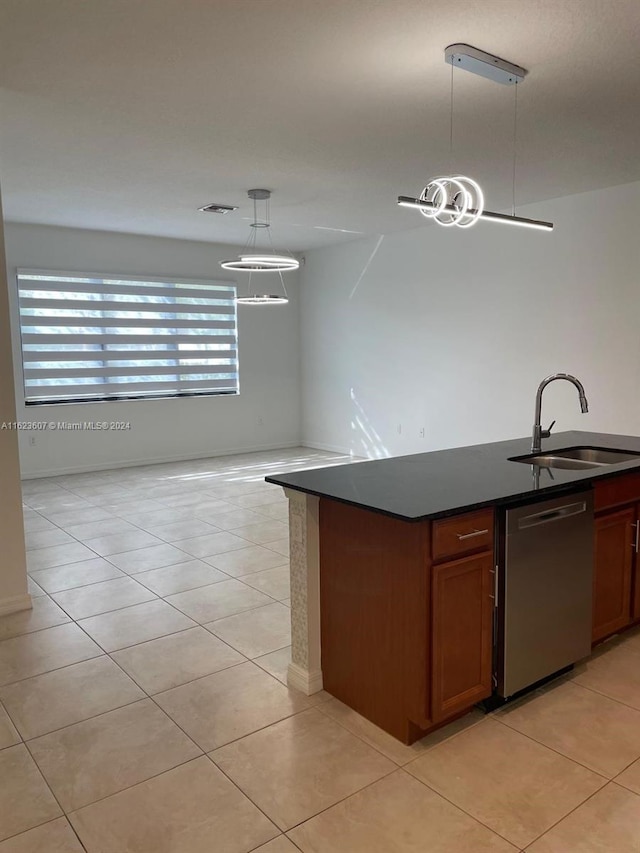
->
[432,509,494,561]
[594,473,640,512]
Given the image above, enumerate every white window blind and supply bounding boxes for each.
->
[17,270,239,404]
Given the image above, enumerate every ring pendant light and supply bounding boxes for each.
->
[221,189,298,306]
[396,44,553,233]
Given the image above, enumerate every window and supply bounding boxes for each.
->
[17,269,239,405]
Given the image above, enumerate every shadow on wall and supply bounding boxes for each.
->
[348,235,385,300]
[350,388,389,458]
[346,234,391,459]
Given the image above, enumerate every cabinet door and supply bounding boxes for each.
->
[431,552,493,723]
[593,507,635,642]
[633,506,640,621]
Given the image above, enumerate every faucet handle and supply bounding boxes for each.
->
[541,420,556,439]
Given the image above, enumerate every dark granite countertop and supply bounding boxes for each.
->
[266,431,640,521]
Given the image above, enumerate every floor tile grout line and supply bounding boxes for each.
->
[106,638,251,699]
[64,755,209,821]
[27,570,137,596]
[26,551,108,574]
[0,606,73,642]
[99,536,239,568]
[311,701,409,768]
[200,695,399,831]
[192,688,321,754]
[490,713,618,780]
[70,605,197,655]
[242,641,293,662]
[20,737,72,834]
[204,749,297,838]
[163,587,290,627]
[266,762,400,836]
[67,815,90,852]
[0,649,105,690]
[313,701,486,770]
[610,778,640,797]
[10,690,148,744]
[148,657,283,709]
[612,755,640,781]
[49,587,161,623]
[514,780,626,849]
[202,623,292,661]
[0,815,85,850]
[571,677,640,714]
[105,554,236,576]
[398,764,542,850]
[249,835,303,853]
[252,651,293,686]
[138,568,287,600]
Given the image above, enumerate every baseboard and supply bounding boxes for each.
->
[0,593,32,616]
[301,440,355,457]
[20,441,303,479]
[287,662,324,695]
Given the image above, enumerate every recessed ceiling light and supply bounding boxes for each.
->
[198,203,238,214]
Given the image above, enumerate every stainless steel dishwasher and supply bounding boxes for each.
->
[497,491,594,698]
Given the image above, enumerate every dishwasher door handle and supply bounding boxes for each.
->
[517,501,588,530]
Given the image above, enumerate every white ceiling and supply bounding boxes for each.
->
[1,0,639,250]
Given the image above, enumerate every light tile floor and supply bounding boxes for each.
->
[1,447,640,851]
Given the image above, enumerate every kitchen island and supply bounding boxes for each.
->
[267,430,640,743]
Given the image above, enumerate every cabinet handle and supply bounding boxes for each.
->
[633,521,640,554]
[456,528,489,541]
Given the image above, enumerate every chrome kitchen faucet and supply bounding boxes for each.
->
[532,373,589,453]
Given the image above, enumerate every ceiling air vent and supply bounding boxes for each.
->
[198,203,238,214]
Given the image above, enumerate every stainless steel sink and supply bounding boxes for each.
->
[510,446,640,470]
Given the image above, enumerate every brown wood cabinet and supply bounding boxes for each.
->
[319,498,494,743]
[634,541,640,621]
[432,509,494,562]
[431,552,494,722]
[592,507,635,642]
[593,473,640,643]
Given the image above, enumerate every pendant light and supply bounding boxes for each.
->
[397,44,553,232]
[220,189,300,296]
[221,189,297,306]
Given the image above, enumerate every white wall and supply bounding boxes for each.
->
[300,181,640,457]
[5,224,301,477]
[0,191,29,614]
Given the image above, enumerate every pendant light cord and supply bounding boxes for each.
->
[265,225,288,298]
[512,81,518,217]
[449,58,454,174]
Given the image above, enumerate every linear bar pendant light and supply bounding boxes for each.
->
[397,43,553,233]
[397,196,553,231]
